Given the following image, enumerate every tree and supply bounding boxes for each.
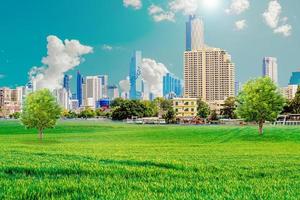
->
[197,99,210,118]
[237,77,284,135]
[163,109,176,124]
[290,86,300,114]
[221,97,237,119]
[78,108,96,119]
[209,110,218,121]
[9,112,21,119]
[21,89,61,140]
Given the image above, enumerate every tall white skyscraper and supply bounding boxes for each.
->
[98,75,108,98]
[186,15,205,51]
[84,76,102,108]
[263,57,278,84]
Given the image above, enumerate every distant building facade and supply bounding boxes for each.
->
[163,73,182,99]
[184,47,235,102]
[108,85,119,100]
[129,51,144,100]
[263,57,278,84]
[76,71,83,107]
[186,15,205,51]
[173,97,198,118]
[289,70,300,85]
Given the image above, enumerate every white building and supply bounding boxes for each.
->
[108,85,119,100]
[186,15,205,51]
[281,85,298,100]
[98,75,108,98]
[84,76,102,109]
[263,57,278,84]
[53,88,69,110]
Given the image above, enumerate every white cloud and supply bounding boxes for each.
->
[141,58,169,97]
[235,19,247,30]
[226,0,250,15]
[262,0,292,37]
[29,35,93,91]
[274,24,292,37]
[123,0,142,10]
[119,76,130,92]
[169,0,198,15]
[148,5,175,22]
[263,0,281,28]
[102,44,113,51]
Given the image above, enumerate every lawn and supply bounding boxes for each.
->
[0,120,300,199]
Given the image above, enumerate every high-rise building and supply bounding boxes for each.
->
[84,76,102,109]
[63,75,71,91]
[76,71,83,107]
[234,81,242,97]
[289,70,300,85]
[184,47,235,103]
[186,15,205,51]
[108,85,119,100]
[98,75,108,98]
[263,57,278,84]
[53,88,69,110]
[129,51,144,100]
[163,73,182,99]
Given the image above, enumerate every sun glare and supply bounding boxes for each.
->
[202,0,219,10]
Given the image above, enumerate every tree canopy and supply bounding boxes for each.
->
[197,99,210,118]
[21,89,62,140]
[237,77,284,134]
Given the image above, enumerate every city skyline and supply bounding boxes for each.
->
[0,0,299,89]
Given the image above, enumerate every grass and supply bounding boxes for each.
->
[0,120,300,199]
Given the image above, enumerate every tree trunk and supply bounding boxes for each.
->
[258,121,264,135]
[38,129,43,141]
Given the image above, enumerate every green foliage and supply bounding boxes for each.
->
[209,110,218,121]
[237,77,284,134]
[197,99,210,118]
[290,86,300,114]
[0,121,300,199]
[110,98,126,108]
[162,109,176,124]
[21,89,61,138]
[220,97,237,119]
[9,112,21,119]
[78,108,96,119]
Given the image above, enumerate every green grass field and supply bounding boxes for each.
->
[0,120,300,199]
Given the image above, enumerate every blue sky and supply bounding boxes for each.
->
[0,0,299,89]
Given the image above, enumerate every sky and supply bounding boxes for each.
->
[0,0,299,91]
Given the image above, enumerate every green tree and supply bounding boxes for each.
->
[197,99,210,118]
[221,97,237,119]
[79,108,96,119]
[21,89,61,140]
[209,110,218,121]
[291,86,300,114]
[237,77,284,135]
[9,112,21,119]
[163,109,176,124]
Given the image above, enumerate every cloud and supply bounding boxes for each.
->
[141,58,169,97]
[262,0,292,37]
[263,0,281,28]
[102,44,113,51]
[226,0,250,15]
[235,19,247,30]
[148,4,175,22]
[123,0,142,10]
[29,35,93,91]
[169,0,198,15]
[274,24,292,37]
[119,76,130,92]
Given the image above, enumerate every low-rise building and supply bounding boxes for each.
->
[172,97,198,118]
[281,85,298,100]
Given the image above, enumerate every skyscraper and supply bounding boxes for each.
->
[76,71,83,107]
[63,75,71,91]
[263,57,278,84]
[184,48,235,102]
[85,76,102,108]
[186,15,205,51]
[129,51,144,100]
[98,75,108,98]
[163,73,182,98]
[107,85,119,100]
